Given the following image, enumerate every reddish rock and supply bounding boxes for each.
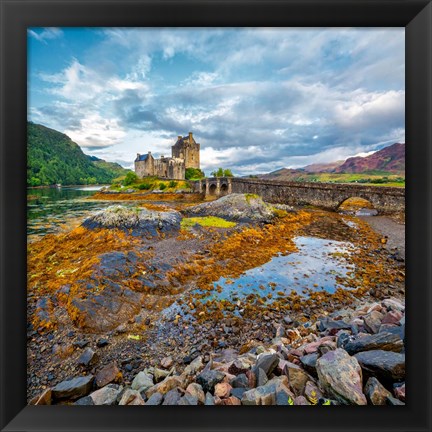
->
[218,396,241,405]
[214,382,232,398]
[363,311,384,334]
[294,395,310,405]
[394,383,405,402]
[95,362,121,388]
[161,356,174,369]
[381,310,403,325]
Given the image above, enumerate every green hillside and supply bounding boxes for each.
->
[27,122,129,186]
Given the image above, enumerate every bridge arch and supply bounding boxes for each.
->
[220,183,229,196]
[337,196,377,215]
[208,183,217,196]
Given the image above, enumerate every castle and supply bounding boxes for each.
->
[134,132,200,180]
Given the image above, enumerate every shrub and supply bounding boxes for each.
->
[159,183,167,190]
[123,171,138,186]
[169,180,177,188]
[185,167,205,180]
[137,183,152,190]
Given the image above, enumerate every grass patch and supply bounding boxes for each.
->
[181,216,237,229]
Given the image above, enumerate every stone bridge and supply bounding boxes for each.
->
[191,177,405,213]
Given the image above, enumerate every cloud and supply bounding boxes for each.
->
[28,28,63,44]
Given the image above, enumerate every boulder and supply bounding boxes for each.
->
[161,356,174,369]
[393,383,405,402]
[118,389,145,405]
[241,383,277,405]
[364,377,392,405]
[354,350,405,381]
[253,353,279,376]
[185,383,205,404]
[52,375,94,401]
[77,348,98,367]
[162,388,182,405]
[284,362,310,395]
[178,394,199,405]
[214,382,232,398]
[89,384,123,405]
[196,369,225,393]
[218,396,241,405]
[381,310,404,325]
[316,349,367,405]
[363,311,384,334]
[300,353,319,376]
[146,375,185,398]
[82,205,182,237]
[29,388,52,405]
[386,395,405,405]
[304,381,323,405]
[230,373,249,389]
[344,332,404,355]
[95,362,121,388]
[145,392,164,405]
[131,371,154,393]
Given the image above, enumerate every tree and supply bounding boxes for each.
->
[123,171,138,186]
[210,168,234,177]
[185,167,205,180]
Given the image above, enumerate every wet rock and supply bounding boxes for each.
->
[354,350,405,381]
[78,348,99,367]
[70,283,142,333]
[161,356,174,369]
[316,348,366,405]
[363,311,384,334]
[89,384,123,405]
[145,392,163,405]
[364,377,392,405]
[344,332,404,355]
[83,205,182,237]
[118,389,145,405]
[95,362,121,388]
[284,362,310,395]
[131,371,154,393]
[29,388,52,405]
[196,369,225,393]
[162,388,182,405]
[146,375,185,398]
[393,382,405,402]
[214,382,232,398]
[185,383,205,404]
[52,375,95,401]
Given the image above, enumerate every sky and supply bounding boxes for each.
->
[28,27,405,176]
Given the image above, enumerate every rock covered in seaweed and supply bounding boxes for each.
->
[82,205,181,237]
[183,193,289,223]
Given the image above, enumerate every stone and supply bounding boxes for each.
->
[89,384,123,405]
[382,298,405,313]
[205,392,215,405]
[74,396,94,405]
[364,377,392,405]
[96,338,109,348]
[284,362,310,395]
[317,318,351,332]
[304,381,323,404]
[344,332,404,355]
[363,311,384,334]
[336,332,351,349]
[256,368,269,387]
[299,353,319,376]
[161,356,174,369]
[231,373,249,389]
[146,375,184,398]
[183,356,203,375]
[162,388,182,405]
[316,348,367,405]
[178,394,199,405]
[231,388,247,399]
[218,396,241,405]
[354,350,405,381]
[294,396,310,405]
[381,310,404,325]
[214,382,232,398]
[393,382,405,402]
[29,388,52,405]
[386,395,405,405]
[131,371,154,393]
[241,383,277,405]
[77,348,99,367]
[228,358,250,375]
[145,392,163,405]
[52,375,95,401]
[196,369,225,393]
[283,315,293,325]
[118,389,145,405]
[95,362,121,388]
[254,353,279,376]
[153,367,171,383]
[185,383,205,404]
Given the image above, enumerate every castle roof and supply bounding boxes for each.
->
[135,153,153,162]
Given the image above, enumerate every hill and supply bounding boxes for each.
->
[334,143,405,174]
[27,122,129,186]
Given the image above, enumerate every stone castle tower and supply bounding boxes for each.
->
[135,132,200,180]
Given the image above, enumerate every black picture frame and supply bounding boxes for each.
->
[1,1,431,431]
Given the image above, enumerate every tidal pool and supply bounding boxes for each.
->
[163,236,355,319]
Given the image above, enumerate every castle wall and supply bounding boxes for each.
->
[135,156,154,178]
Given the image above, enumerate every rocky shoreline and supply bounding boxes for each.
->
[27,193,405,406]
[30,297,405,406]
